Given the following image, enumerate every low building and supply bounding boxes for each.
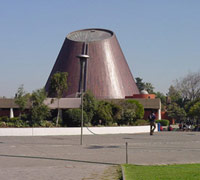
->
[0,92,161,121]
[0,98,81,118]
[125,90,161,120]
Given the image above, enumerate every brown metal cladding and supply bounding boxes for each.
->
[45,28,139,99]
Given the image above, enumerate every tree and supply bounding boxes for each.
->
[135,77,155,93]
[92,100,114,126]
[144,82,154,94]
[63,109,88,127]
[110,102,122,124]
[30,88,50,126]
[185,98,200,116]
[174,71,200,101]
[188,101,200,125]
[48,72,68,126]
[135,77,145,92]
[117,99,144,125]
[168,85,181,102]
[167,102,186,123]
[121,109,136,125]
[14,85,30,119]
[124,99,144,120]
[155,92,166,110]
[83,91,97,123]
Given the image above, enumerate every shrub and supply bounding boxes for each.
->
[125,99,144,120]
[116,99,144,125]
[6,122,16,127]
[0,122,7,127]
[92,101,113,126]
[9,117,20,123]
[40,120,54,127]
[134,119,149,126]
[121,109,136,125]
[156,119,169,126]
[52,117,62,126]
[63,109,88,127]
[83,91,97,123]
[30,88,50,126]
[1,116,9,122]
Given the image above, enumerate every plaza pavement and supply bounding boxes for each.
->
[0,131,200,180]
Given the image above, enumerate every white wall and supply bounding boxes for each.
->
[0,125,157,136]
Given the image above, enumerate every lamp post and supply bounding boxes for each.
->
[77,54,89,145]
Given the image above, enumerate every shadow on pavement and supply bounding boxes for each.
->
[86,145,121,149]
[0,154,118,166]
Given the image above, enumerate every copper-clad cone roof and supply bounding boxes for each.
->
[45,28,139,99]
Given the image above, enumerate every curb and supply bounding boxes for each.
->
[121,165,126,180]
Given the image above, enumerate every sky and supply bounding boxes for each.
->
[0,0,200,97]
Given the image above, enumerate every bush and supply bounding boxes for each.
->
[83,91,97,123]
[9,117,20,123]
[0,116,9,122]
[9,117,30,127]
[52,117,62,126]
[116,99,144,125]
[134,119,149,126]
[121,109,136,125]
[63,109,88,127]
[125,99,144,120]
[40,120,55,127]
[0,122,7,127]
[156,119,169,126]
[6,122,16,127]
[92,101,113,126]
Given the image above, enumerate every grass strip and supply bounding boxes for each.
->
[122,163,200,180]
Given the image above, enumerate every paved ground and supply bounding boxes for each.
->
[0,131,200,180]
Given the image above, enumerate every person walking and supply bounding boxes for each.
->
[149,111,156,135]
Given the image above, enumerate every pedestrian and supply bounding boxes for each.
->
[149,111,156,135]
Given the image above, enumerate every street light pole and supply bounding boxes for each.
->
[81,88,84,145]
[77,53,89,145]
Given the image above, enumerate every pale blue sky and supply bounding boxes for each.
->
[0,0,200,97]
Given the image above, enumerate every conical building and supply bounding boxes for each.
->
[45,28,139,99]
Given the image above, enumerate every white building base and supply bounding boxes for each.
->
[0,125,157,136]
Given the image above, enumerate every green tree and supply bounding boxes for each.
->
[14,85,30,119]
[188,101,200,125]
[185,98,200,116]
[167,85,186,107]
[30,88,50,126]
[167,102,186,123]
[117,99,144,125]
[121,109,136,125]
[110,102,122,124]
[123,99,144,120]
[63,109,88,127]
[156,92,166,110]
[83,91,97,124]
[135,77,145,92]
[144,82,155,94]
[92,100,113,126]
[135,77,155,93]
[48,72,68,126]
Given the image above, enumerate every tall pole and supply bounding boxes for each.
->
[81,88,84,145]
[77,53,89,145]
[80,60,85,145]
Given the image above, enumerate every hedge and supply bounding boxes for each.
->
[156,119,169,126]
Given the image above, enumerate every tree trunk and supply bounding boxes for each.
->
[56,99,60,126]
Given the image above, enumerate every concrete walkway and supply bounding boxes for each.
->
[0,132,200,180]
